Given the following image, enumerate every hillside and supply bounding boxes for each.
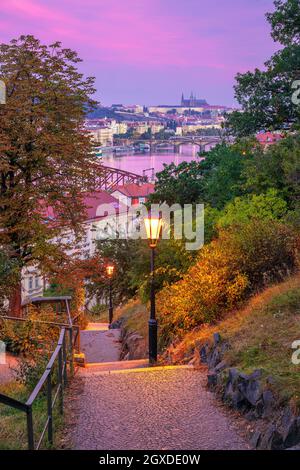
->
[166,273,300,404]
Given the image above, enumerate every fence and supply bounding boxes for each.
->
[0,316,80,450]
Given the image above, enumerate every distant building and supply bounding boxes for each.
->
[181,92,207,107]
[87,127,113,146]
[111,182,155,207]
[256,132,284,149]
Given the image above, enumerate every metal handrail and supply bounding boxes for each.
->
[0,317,80,449]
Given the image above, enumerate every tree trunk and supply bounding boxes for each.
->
[8,281,22,317]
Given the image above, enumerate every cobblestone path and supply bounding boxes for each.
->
[68,365,249,450]
[80,323,121,363]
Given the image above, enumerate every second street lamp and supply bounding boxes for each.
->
[106,264,114,326]
[144,214,162,364]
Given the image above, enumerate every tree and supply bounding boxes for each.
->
[150,143,249,209]
[217,189,288,228]
[201,144,249,209]
[0,249,19,311]
[0,35,98,315]
[225,0,300,136]
[91,236,195,306]
[149,159,205,206]
[243,134,300,207]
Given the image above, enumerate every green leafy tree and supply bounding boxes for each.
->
[201,144,248,209]
[217,189,288,228]
[150,159,205,206]
[243,134,300,207]
[226,0,300,136]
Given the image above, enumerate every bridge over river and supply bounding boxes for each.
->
[114,135,222,153]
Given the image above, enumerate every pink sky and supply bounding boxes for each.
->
[0,0,278,106]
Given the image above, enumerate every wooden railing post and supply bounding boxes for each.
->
[26,406,34,450]
[58,348,64,415]
[47,373,53,445]
[69,328,74,376]
[62,333,67,386]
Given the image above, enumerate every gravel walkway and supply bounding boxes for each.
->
[68,366,250,450]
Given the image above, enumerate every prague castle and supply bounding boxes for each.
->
[181,92,207,107]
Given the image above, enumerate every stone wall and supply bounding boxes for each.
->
[197,333,300,450]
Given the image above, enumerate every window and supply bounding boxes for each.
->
[35,277,39,288]
[29,277,33,290]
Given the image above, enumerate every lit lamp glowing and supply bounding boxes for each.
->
[144,214,162,364]
[106,264,115,325]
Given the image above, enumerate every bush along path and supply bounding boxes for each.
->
[198,333,300,450]
[63,323,250,450]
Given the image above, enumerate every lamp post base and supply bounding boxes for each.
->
[148,318,158,364]
[109,307,113,326]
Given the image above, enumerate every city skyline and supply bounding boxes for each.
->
[1,0,278,107]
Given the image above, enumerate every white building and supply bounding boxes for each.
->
[21,190,143,303]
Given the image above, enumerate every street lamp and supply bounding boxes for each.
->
[144,214,162,364]
[106,264,115,326]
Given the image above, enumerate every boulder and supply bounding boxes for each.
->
[250,430,261,448]
[213,332,221,346]
[207,347,222,370]
[200,345,208,364]
[281,407,300,448]
[238,378,262,407]
[214,360,227,373]
[207,371,218,389]
[261,390,275,418]
[223,380,247,410]
[259,424,284,450]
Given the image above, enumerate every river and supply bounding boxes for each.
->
[101,144,201,178]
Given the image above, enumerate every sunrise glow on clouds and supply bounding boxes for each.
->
[0,0,278,105]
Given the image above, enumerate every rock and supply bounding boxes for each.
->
[238,378,262,407]
[213,332,221,346]
[281,407,300,448]
[200,345,208,364]
[228,368,240,385]
[207,347,221,370]
[261,390,275,418]
[266,375,276,386]
[223,381,247,410]
[231,390,247,411]
[248,369,263,381]
[214,360,227,373]
[110,319,123,329]
[207,371,218,389]
[259,424,284,450]
[250,430,261,448]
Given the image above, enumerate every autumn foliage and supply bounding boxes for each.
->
[157,219,298,344]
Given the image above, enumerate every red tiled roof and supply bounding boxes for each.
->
[112,183,155,198]
[256,132,283,144]
[40,191,127,224]
[82,191,127,220]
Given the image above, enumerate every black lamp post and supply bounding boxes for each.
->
[144,215,162,364]
[106,264,114,326]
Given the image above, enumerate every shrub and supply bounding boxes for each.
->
[157,219,297,345]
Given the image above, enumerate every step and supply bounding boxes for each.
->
[82,360,193,375]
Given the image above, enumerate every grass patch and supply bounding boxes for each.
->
[116,299,148,339]
[0,380,64,450]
